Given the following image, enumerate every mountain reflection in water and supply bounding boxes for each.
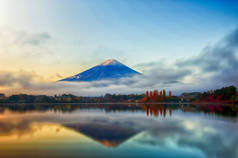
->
[0,104,237,158]
[64,123,139,148]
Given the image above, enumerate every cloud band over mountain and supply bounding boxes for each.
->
[0,27,238,96]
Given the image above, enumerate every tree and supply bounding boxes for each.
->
[163,89,166,97]
[160,91,163,101]
[169,91,172,98]
[231,95,236,103]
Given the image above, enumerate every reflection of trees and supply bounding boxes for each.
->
[141,104,237,118]
[0,104,144,114]
[0,103,237,117]
[180,104,238,117]
[141,104,174,118]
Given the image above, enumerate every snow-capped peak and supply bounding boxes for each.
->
[99,59,122,66]
[59,59,141,82]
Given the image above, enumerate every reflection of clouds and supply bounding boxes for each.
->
[0,120,32,136]
[134,119,238,158]
[0,109,237,158]
[183,120,196,130]
[0,121,94,143]
[0,110,62,137]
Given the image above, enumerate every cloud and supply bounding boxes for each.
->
[1,28,238,96]
[0,70,37,88]
[56,73,64,78]
[0,27,62,81]
[176,27,238,88]
[0,28,51,47]
[177,28,238,73]
[0,67,190,96]
[0,27,55,65]
[130,27,238,93]
[14,31,51,46]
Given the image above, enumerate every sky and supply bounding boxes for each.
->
[0,0,238,95]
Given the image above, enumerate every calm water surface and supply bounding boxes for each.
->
[0,104,237,158]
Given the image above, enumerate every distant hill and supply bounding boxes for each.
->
[59,59,141,82]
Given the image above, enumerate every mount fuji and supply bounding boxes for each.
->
[59,59,141,82]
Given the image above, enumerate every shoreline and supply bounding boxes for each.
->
[0,102,236,106]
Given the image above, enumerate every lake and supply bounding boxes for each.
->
[0,104,237,158]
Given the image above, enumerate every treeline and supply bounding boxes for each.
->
[141,89,179,102]
[0,85,237,104]
[0,93,145,103]
[199,86,237,102]
[181,86,238,103]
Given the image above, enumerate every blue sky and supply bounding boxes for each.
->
[0,0,238,95]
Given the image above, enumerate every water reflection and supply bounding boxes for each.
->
[64,122,139,148]
[141,104,173,117]
[0,103,237,117]
[0,104,237,158]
